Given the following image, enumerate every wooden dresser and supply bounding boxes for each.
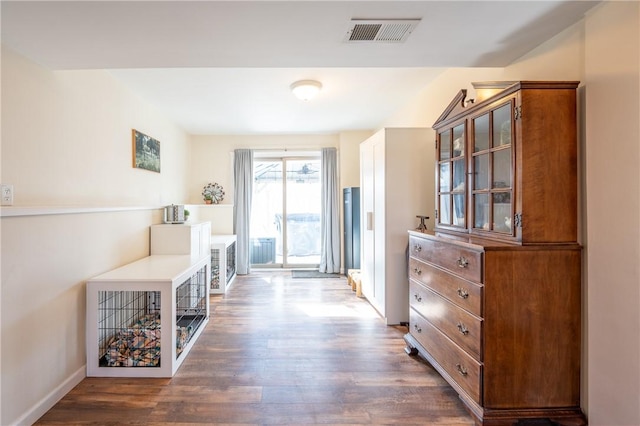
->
[404,81,586,425]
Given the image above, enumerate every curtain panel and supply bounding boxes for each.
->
[233,149,253,275]
[319,147,340,273]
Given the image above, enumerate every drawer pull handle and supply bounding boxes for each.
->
[457,288,469,299]
[413,267,422,276]
[456,363,468,376]
[457,256,469,268]
[413,324,422,333]
[414,294,422,302]
[414,244,422,253]
[457,322,469,335]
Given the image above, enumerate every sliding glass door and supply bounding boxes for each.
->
[250,155,321,268]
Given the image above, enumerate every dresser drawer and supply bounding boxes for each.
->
[409,235,482,283]
[409,257,483,317]
[410,280,482,360]
[410,309,482,404]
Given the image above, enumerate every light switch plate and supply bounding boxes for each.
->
[1,184,14,206]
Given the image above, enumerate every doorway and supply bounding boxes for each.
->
[250,155,321,268]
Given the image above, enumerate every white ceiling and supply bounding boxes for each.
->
[1,1,599,135]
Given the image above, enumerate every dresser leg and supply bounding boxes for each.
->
[404,346,419,356]
[403,333,419,356]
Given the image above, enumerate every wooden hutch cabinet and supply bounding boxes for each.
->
[405,81,585,425]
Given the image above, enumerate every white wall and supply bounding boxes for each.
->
[189,133,343,245]
[189,134,340,205]
[338,130,373,190]
[1,47,191,207]
[1,209,161,424]
[584,2,640,424]
[0,46,191,425]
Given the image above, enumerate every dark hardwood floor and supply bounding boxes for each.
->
[36,270,475,425]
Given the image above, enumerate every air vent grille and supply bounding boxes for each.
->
[349,24,383,41]
[345,19,420,43]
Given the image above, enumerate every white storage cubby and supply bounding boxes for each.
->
[86,255,210,377]
[150,221,211,259]
[210,234,237,294]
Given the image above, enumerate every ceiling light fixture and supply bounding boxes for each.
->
[290,80,322,101]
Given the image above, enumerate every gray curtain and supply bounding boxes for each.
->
[233,149,253,275]
[319,147,340,273]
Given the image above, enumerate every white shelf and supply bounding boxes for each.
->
[90,255,205,282]
[210,234,237,294]
[150,222,212,259]
[0,205,161,218]
[86,254,210,378]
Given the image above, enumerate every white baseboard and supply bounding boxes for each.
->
[12,365,85,426]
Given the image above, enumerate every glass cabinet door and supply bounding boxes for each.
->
[471,101,514,235]
[437,124,466,228]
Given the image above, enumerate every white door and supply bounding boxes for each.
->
[373,138,386,313]
[360,138,377,309]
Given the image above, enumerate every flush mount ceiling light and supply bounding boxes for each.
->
[290,80,322,101]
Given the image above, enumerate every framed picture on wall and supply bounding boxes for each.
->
[132,129,161,173]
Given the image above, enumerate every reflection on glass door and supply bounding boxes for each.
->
[250,157,321,268]
[437,124,466,228]
[471,102,514,234]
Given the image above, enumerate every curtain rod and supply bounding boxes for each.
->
[231,147,335,152]
[251,148,324,152]
[231,148,327,156]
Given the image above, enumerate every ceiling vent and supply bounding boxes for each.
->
[344,19,420,43]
